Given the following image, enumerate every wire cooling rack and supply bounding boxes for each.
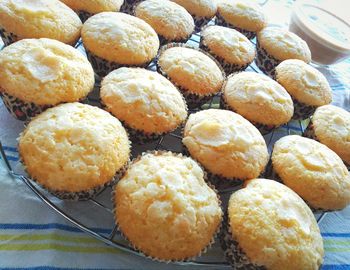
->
[0,29,327,268]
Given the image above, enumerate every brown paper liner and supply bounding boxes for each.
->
[156,42,226,109]
[255,39,281,78]
[290,97,317,120]
[112,150,223,262]
[0,26,19,46]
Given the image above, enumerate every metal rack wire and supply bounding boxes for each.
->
[0,30,327,268]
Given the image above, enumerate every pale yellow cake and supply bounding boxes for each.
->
[201,25,255,66]
[135,0,194,41]
[223,72,294,127]
[275,59,332,107]
[228,179,324,270]
[183,109,269,180]
[100,68,188,135]
[272,135,350,210]
[0,0,82,45]
[60,0,123,14]
[171,0,217,18]
[115,152,222,261]
[158,46,224,95]
[257,27,311,62]
[82,12,159,65]
[0,38,94,106]
[19,103,131,193]
[311,105,350,165]
[217,0,267,32]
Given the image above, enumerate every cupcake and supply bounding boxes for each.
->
[221,178,324,270]
[200,25,255,75]
[60,0,124,22]
[134,0,194,45]
[256,27,311,77]
[182,109,269,188]
[0,38,95,121]
[216,0,267,40]
[171,0,217,32]
[275,59,332,120]
[100,67,188,144]
[0,0,82,46]
[304,105,350,168]
[120,0,143,14]
[272,135,350,211]
[157,44,225,109]
[19,102,131,201]
[221,72,294,134]
[82,12,159,77]
[114,151,222,261]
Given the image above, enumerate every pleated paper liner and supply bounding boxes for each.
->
[215,12,256,40]
[112,150,223,263]
[255,39,281,78]
[192,15,213,33]
[220,212,266,270]
[76,10,94,23]
[120,0,143,14]
[131,2,194,47]
[0,26,18,46]
[290,96,317,120]
[303,121,350,171]
[156,42,226,109]
[84,47,153,78]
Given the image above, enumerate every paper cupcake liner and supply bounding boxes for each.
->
[112,150,223,262]
[215,13,256,40]
[291,97,316,120]
[220,93,276,135]
[0,26,19,46]
[192,15,212,33]
[84,47,151,78]
[0,92,51,122]
[76,10,94,23]
[156,42,225,109]
[304,122,350,170]
[220,213,266,270]
[199,38,250,75]
[120,0,144,14]
[255,40,281,78]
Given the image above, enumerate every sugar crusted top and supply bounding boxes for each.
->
[158,46,224,95]
[223,72,294,126]
[82,12,159,64]
[115,152,222,261]
[19,103,130,192]
[201,25,255,65]
[229,179,324,270]
[100,68,188,134]
[0,38,94,105]
[258,27,311,62]
[312,105,350,165]
[135,0,194,41]
[276,59,332,106]
[183,109,268,179]
[272,135,350,210]
[0,0,82,45]
[171,0,217,18]
[60,0,123,13]
[217,0,267,32]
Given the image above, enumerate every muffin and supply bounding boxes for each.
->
[114,151,222,261]
[0,0,82,46]
[256,27,311,77]
[60,0,124,22]
[304,105,350,168]
[221,72,294,134]
[275,59,332,120]
[200,25,255,75]
[134,0,194,45]
[100,68,188,144]
[19,102,131,200]
[82,12,159,77]
[0,38,95,121]
[221,178,324,270]
[120,0,143,14]
[216,0,267,40]
[157,44,225,108]
[272,135,350,211]
[171,0,217,32]
[182,109,269,188]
